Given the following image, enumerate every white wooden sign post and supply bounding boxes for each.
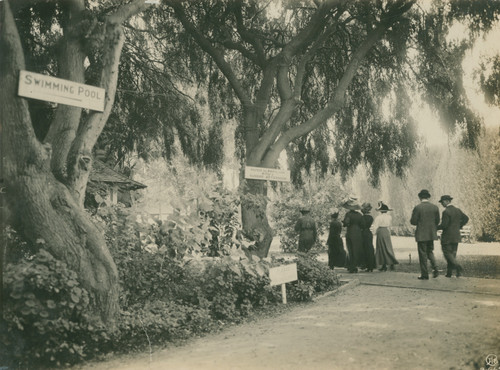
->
[18,70,105,112]
[269,263,298,304]
[244,166,290,182]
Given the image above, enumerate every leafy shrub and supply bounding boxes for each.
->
[93,204,283,328]
[272,253,339,302]
[129,157,254,257]
[101,256,280,355]
[270,176,348,252]
[108,232,190,307]
[295,252,339,293]
[94,183,252,260]
[0,249,108,368]
[1,240,339,368]
[203,184,250,257]
[287,281,315,302]
[93,195,257,308]
[112,301,215,352]
[196,257,278,321]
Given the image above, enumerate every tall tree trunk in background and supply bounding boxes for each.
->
[239,102,276,258]
[240,178,274,259]
[0,0,148,325]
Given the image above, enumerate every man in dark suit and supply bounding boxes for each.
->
[410,189,440,280]
[437,195,469,277]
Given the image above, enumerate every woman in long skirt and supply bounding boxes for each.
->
[360,202,376,272]
[373,202,399,271]
[294,207,317,253]
[327,209,346,269]
[342,198,364,273]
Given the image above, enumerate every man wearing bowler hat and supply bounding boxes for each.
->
[437,195,469,277]
[410,189,440,280]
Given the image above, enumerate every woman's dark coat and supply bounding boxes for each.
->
[343,210,365,271]
[327,219,346,268]
[294,214,317,252]
[361,214,376,270]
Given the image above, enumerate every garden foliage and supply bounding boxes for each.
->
[1,182,340,368]
[0,248,108,367]
[270,176,349,252]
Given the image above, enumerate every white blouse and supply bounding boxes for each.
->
[372,213,392,232]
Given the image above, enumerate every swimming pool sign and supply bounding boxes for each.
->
[18,70,105,112]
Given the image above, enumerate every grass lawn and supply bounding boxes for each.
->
[389,236,500,279]
[393,255,500,279]
[272,236,500,279]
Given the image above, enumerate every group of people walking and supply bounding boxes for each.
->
[295,188,469,279]
[410,189,469,279]
[331,198,399,273]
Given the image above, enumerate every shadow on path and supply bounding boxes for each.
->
[337,269,500,296]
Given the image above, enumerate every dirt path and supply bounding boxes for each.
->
[81,273,500,370]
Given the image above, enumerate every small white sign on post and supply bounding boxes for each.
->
[269,263,298,304]
[244,166,290,182]
[18,70,105,112]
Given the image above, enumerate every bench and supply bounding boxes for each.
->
[437,225,472,243]
[460,225,472,243]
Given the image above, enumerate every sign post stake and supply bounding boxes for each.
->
[269,263,297,304]
[281,283,287,304]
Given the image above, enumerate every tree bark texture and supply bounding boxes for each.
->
[240,178,273,259]
[8,170,120,324]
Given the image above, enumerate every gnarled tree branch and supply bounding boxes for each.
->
[1,0,46,174]
[64,0,152,204]
[265,2,415,165]
[169,1,251,106]
[43,0,86,183]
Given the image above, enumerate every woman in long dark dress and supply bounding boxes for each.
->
[373,202,399,271]
[327,209,346,269]
[342,198,364,273]
[360,202,376,272]
[294,207,317,253]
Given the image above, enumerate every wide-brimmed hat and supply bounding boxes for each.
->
[438,195,453,203]
[376,201,392,212]
[300,207,311,213]
[330,207,340,216]
[342,198,361,211]
[361,202,372,213]
[418,189,431,199]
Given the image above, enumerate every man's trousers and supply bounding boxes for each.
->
[441,242,462,276]
[417,241,438,278]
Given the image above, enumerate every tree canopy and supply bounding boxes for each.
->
[114,0,498,189]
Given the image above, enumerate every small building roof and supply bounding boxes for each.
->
[89,159,147,190]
